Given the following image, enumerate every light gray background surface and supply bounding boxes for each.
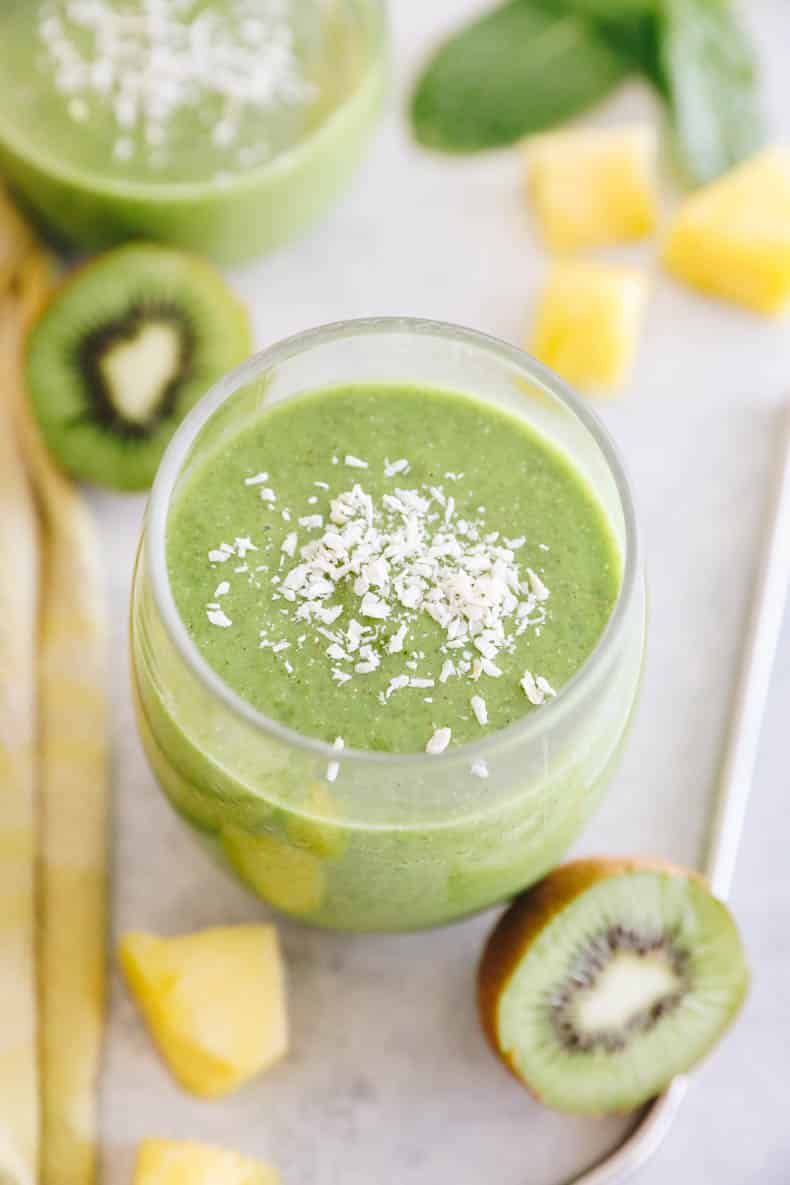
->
[100,3,790,1181]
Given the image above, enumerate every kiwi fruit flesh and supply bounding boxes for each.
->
[25,243,251,491]
[478,858,749,1114]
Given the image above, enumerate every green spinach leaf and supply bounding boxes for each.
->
[658,0,763,183]
[556,0,664,85]
[411,0,630,153]
[410,0,762,184]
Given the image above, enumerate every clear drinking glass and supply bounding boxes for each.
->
[0,0,388,262]
[130,319,646,932]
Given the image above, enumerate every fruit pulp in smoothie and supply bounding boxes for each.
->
[133,383,640,930]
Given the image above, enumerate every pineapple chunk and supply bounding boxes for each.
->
[222,827,326,916]
[287,781,347,861]
[664,147,790,314]
[134,1139,279,1185]
[525,125,658,251]
[119,926,288,1099]
[529,261,647,391]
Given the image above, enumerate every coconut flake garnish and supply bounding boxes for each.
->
[384,457,410,477]
[42,0,317,168]
[527,568,550,601]
[207,608,232,628]
[234,537,257,557]
[360,592,390,620]
[317,605,343,626]
[520,670,555,706]
[327,736,344,783]
[212,467,555,744]
[439,660,456,683]
[270,480,550,692]
[244,472,270,486]
[387,624,407,654]
[470,695,488,726]
[426,727,452,755]
[470,759,489,779]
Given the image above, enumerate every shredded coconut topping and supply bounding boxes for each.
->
[426,727,451,755]
[207,607,232,628]
[203,464,560,757]
[326,735,344,783]
[267,482,550,684]
[384,457,410,478]
[470,695,488,727]
[439,659,456,683]
[520,670,556,706]
[40,0,317,168]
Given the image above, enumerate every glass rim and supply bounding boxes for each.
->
[147,316,641,769]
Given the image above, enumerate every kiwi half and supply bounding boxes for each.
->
[25,243,251,491]
[478,859,748,1114]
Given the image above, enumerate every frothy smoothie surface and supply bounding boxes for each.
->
[166,385,620,754]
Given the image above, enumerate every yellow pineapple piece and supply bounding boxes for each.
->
[287,781,347,861]
[529,260,647,392]
[525,125,658,251]
[664,147,790,314]
[221,828,326,916]
[118,926,288,1099]
[134,1139,279,1185]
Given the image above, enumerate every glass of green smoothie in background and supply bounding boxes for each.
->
[0,0,386,262]
[130,319,645,931]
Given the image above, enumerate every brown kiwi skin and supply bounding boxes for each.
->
[477,857,707,1106]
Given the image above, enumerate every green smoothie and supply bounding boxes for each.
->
[167,385,619,752]
[132,379,643,930]
[0,1,385,260]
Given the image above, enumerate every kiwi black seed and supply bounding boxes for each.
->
[478,858,749,1114]
[25,243,251,491]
